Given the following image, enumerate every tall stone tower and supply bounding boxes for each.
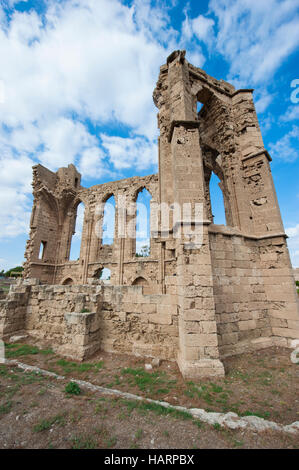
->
[153,50,299,378]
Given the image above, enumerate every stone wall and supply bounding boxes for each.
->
[210,227,299,357]
[294,268,299,282]
[1,281,179,361]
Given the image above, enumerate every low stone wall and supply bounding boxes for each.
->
[0,281,179,361]
[0,284,31,338]
[210,228,299,358]
[98,286,178,359]
[0,274,298,371]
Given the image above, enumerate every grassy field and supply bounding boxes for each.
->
[0,362,298,449]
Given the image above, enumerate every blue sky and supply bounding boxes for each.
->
[0,0,298,270]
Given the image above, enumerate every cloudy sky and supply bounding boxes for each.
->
[0,0,298,270]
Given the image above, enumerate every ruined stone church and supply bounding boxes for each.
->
[1,51,298,378]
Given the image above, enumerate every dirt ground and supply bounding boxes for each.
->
[0,362,298,449]
[4,340,299,424]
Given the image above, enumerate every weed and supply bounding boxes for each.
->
[121,367,171,394]
[241,410,270,420]
[71,434,97,449]
[0,400,13,415]
[56,359,103,375]
[95,400,108,415]
[105,436,117,448]
[33,413,67,432]
[193,420,204,429]
[70,409,82,423]
[5,344,39,358]
[65,381,81,395]
[40,348,54,356]
[135,429,143,440]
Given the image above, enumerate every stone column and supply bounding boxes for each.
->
[171,123,224,378]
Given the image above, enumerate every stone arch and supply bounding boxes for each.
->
[134,187,152,258]
[69,200,85,260]
[132,276,152,295]
[62,277,74,285]
[132,185,153,202]
[101,194,116,246]
[202,146,233,226]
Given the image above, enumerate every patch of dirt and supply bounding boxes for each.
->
[0,364,298,449]
[7,340,299,426]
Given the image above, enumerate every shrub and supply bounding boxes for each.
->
[65,381,81,395]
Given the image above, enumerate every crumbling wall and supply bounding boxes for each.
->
[1,282,179,361]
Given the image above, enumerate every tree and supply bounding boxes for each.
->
[4,266,24,277]
[136,245,150,257]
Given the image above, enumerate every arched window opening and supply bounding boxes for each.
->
[197,101,204,114]
[99,267,111,284]
[62,278,73,285]
[102,195,115,245]
[135,188,152,257]
[39,241,47,260]
[132,276,151,294]
[69,202,85,261]
[209,173,226,225]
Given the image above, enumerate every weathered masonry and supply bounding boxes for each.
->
[1,51,298,378]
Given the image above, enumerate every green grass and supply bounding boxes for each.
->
[40,348,54,355]
[121,367,173,395]
[33,413,67,432]
[241,410,270,420]
[5,343,39,358]
[213,422,221,430]
[71,434,98,449]
[105,436,117,448]
[183,381,229,406]
[56,359,104,375]
[121,398,199,426]
[0,400,13,415]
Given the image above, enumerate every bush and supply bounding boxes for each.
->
[65,381,81,395]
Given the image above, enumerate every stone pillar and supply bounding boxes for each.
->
[170,123,224,378]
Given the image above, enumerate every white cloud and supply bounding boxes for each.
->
[192,15,215,42]
[0,0,176,241]
[78,147,109,180]
[209,0,299,87]
[100,134,157,171]
[255,91,273,114]
[269,126,299,162]
[0,0,169,138]
[0,153,33,240]
[260,115,274,135]
[286,224,299,267]
[282,106,299,122]
[180,12,209,67]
